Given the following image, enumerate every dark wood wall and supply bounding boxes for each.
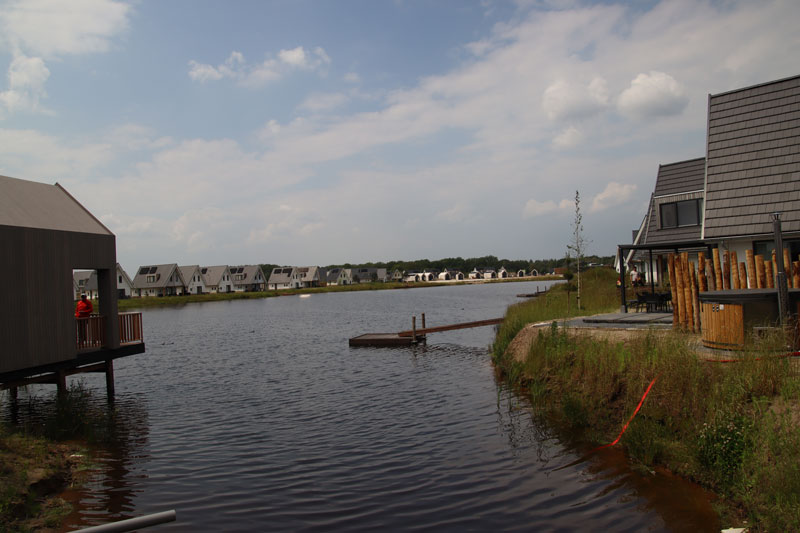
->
[0,225,118,374]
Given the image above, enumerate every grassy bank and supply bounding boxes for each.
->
[1,384,103,532]
[117,276,561,310]
[492,267,619,358]
[491,270,800,531]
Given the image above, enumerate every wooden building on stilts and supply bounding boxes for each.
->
[0,175,145,401]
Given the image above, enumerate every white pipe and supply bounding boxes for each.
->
[73,510,176,533]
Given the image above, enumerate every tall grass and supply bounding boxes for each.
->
[495,320,800,531]
[492,267,619,361]
[1,383,106,531]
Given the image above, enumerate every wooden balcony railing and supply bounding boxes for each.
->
[76,315,106,350]
[119,312,144,345]
[75,312,143,350]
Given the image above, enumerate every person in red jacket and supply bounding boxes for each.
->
[75,294,93,345]
[75,293,93,317]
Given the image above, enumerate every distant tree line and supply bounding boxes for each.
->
[260,255,614,279]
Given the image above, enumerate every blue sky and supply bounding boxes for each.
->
[2,0,799,274]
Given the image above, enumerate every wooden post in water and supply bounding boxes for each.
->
[765,260,775,289]
[746,250,757,289]
[712,248,723,290]
[56,370,67,396]
[105,360,115,402]
[412,316,417,343]
[698,252,707,292]
[739,262,748,289]
[421,313,426,330]
[723,250,731,290]
[668,254,678,327]
[731,251,740,290]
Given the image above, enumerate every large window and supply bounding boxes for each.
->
[660,199,702,228]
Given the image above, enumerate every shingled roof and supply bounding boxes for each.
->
[640,157,706,246]
[0,175,112,235]
[703,74,800,239]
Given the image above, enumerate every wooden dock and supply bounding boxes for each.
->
[348,333,425,347]
[349,315,504,347]
[397,317,504,337]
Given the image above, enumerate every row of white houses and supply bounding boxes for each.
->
[74,264,532,299]
[74,263,268,299]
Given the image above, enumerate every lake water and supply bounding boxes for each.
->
[8,281,719,531]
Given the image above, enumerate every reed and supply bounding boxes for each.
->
[494,320,800,531]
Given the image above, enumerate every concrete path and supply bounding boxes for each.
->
[561,312,672,329]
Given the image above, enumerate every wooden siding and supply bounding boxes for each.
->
[0,225,119,374]
[704,75,800,239]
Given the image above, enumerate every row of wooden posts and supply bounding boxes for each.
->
[667,248,800,332]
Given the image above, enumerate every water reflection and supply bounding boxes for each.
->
[3,282,719,531]
[2,386,150,530]
[492,382,720,533]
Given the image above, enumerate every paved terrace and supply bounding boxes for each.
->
[560,312,673,329]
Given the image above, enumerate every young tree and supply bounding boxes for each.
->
[566,190,589,310]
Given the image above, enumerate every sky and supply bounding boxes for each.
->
[2,0,800,274]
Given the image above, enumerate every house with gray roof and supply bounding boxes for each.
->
[268,267,298,290]
[133,264,185,297]
[202,265,234,293]
[296,266,323,288]
[116,263,134,299]
[326,267,344,285]
[626,157,706,284]
[74,270,99,300]
[702,75,800,264]
[231,265,267,292]
[179,265,207,295]
[622,74,800,291]
[351,267,388,283]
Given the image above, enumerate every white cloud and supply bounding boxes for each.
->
[542,77,609,121]
[617,71,689,119]
[523,197,571,218]
[278,46,307,67]
[0,0,131,57]
[0,128,112,177]
[187,61,225,83]
[0,0,130,117]
[0,54,50,113]
[552,126,583,149]
[188,46,331,87]
[589,181,637,213]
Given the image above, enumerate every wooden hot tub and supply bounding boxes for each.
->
[699,289,800,350]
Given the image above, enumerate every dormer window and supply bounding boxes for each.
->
[660,198,702,228]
